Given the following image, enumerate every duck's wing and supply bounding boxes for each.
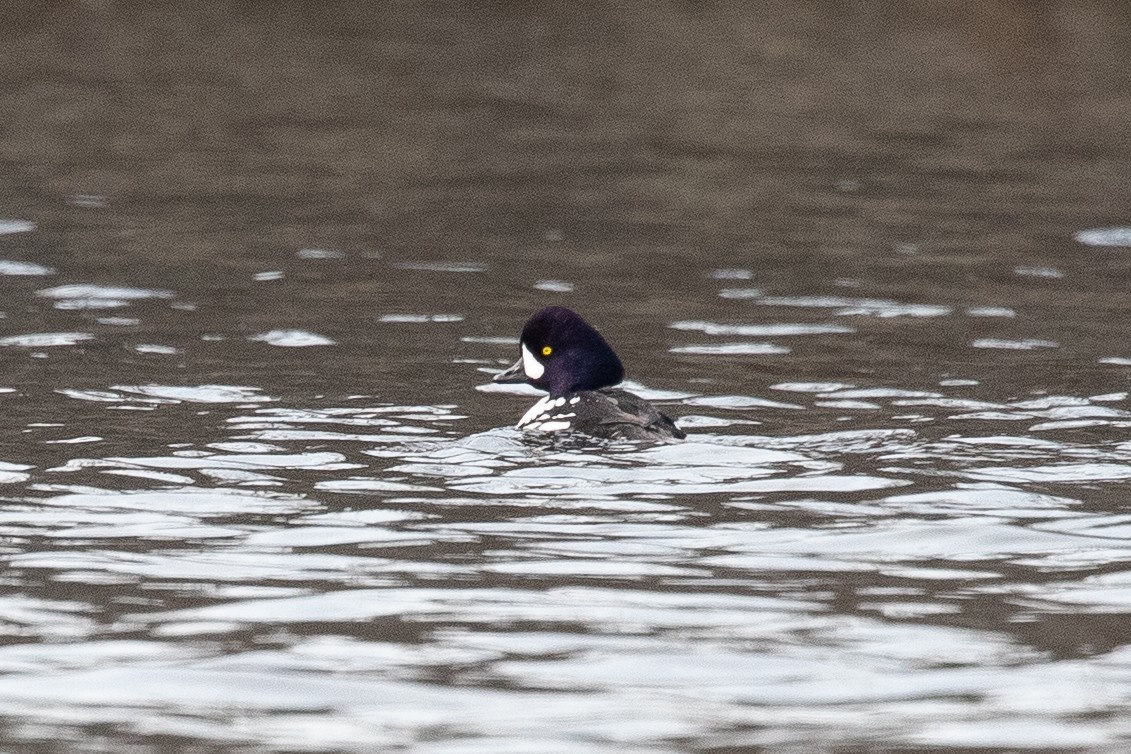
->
[582,389,685,441]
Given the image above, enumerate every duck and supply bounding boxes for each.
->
[492,306,685,441]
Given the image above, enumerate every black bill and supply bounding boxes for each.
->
[492,358,527,384]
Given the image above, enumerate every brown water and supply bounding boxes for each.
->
[3,2,1131,752]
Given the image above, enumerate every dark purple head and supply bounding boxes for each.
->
[493,307,625,396]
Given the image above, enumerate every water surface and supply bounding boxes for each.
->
[2,2,1131,752]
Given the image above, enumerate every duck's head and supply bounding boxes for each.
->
[493,307,625,397]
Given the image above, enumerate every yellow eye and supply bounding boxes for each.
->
[541,345,553,357]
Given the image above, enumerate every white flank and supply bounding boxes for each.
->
[517,397,577,433]
[517,395,553,427]
[520,343,544,379]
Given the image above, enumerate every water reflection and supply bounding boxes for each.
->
[5,372,1131,749]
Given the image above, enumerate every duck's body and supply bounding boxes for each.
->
[517,388,684,441]
[493,307,684,442]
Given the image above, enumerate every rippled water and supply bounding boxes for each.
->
[3,2,1131,752]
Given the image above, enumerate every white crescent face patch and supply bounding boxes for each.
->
[520,343,545,380]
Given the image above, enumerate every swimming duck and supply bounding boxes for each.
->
[493,306,684,441]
